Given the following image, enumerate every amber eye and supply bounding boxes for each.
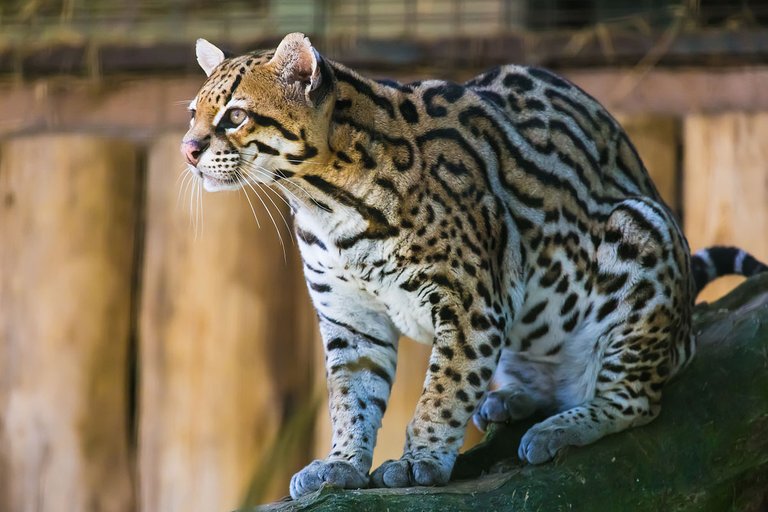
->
[227,108,247,126]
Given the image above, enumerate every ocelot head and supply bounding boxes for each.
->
[181,33,335,191]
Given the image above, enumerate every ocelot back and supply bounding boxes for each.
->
[182,33,768,498]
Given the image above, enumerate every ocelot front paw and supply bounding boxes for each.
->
[369,455,451,488]
[289,459,369,499]
[473,388,537,431]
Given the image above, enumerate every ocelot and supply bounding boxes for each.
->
[181,33,768,499]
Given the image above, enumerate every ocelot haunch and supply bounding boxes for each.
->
[181,33,768,498]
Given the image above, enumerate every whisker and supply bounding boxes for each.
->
[179,170,195,203]
[194,178,202,240]
[186,174,198,216]
[238,149,331,168]
[238,170,264,231]
[199,176,205,238]
[238,161,313,210]
[239,160,337,214]
[240,166,298,213]
[279,176,354,216]
[241,168,295,247]
[188,172,196,232]
[177,170,192,209]
[175,167,189,186]
[232,172,263,229]
[237,169,288,261]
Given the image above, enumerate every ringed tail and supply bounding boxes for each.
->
[691,246,768,296]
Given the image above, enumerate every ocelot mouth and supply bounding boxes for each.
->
[200,172,240,192]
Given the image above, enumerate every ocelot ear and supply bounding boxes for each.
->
[269,32,324,104]
[196,38,226,77]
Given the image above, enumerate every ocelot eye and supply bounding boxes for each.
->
[227,108,247,126]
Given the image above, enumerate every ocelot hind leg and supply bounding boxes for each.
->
[518,326,674,463]
[519,197,693,464]
[473,350,557,431]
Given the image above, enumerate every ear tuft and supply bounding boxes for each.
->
[196,38,226,77]
[269,33,323,102]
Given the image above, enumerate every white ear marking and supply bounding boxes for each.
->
[196,38,225,77]
[306,47,322,96]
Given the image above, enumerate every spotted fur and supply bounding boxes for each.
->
[182,34,768,498]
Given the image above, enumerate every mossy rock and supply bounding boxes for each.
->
[254,274,768,512]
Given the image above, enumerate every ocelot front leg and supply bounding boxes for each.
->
[290,307,399,499]
[519,198,694,464]
[370,290,506,488]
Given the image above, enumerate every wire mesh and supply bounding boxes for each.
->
[3,0,767,45]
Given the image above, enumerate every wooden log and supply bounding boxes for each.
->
[254,273,768,511]
[139,133,313,509]
[616,115,680,213]
[683,113,768,302]
[0,134,139,512]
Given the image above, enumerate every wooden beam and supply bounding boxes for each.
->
[3,29,768,76]
[2,70,768,142]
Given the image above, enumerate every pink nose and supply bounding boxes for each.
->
[181,140,207,166]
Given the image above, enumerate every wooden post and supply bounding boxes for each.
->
[684,113,768,302]
[616,115,681,213]
[0,134,139,512]
[139,133,313,509]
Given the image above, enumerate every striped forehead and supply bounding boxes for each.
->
[196,49,275,108]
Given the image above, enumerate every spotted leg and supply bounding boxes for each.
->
[518,330,668,464]
[370,293,504,488]
[520,197,693,464]
[290,309,399,499]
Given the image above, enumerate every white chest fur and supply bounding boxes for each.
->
[294,209,435,344]
[363,272,435,344]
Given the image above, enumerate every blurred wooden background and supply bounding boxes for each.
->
[2,1,768,511]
